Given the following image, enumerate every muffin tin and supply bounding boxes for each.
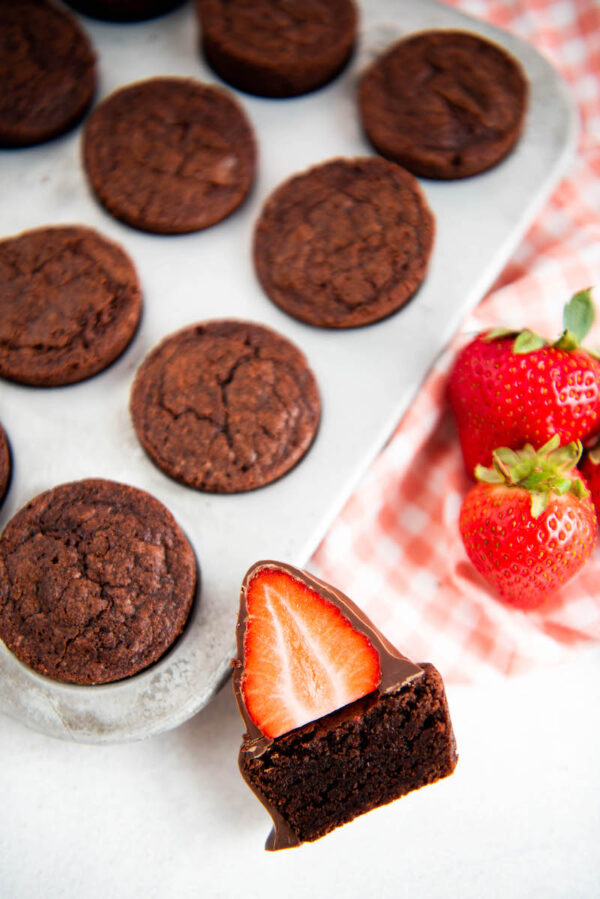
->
[0,0,576,741]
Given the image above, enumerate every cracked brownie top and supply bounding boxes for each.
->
[253,156,434,328]
[359,30,528,180]
[82,77,257,234]
[0,225,142,387]
[0,478,197,684]
[130,320,321,493]
[0,0,96,147]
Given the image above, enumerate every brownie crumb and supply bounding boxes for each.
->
[240,663,458,848]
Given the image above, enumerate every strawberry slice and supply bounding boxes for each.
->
[241,566,381,739]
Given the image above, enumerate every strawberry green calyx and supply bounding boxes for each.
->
[483,288,596,355]
[474,435,588,518]
[513,330,548,353]
[554,287,595,350]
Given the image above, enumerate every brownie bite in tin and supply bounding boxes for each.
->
[0,479,197,685]
[83,78,256,234]
[196,0,358,98]
[63,0,184,22]
[254,157,434,327]
[130,321,321,493]
[0,424,11,508]
[359,30,528,179]
[0,226,142,387]
[0,0,96,147]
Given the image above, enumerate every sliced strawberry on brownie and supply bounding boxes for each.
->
[240,566,381,738]
[233,561,458,849]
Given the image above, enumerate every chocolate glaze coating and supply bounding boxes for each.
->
[0,226,142,387]
[196,0,358,98]
[0,479,197,685]
[233,561,423,759]
[130,321,321,493]
[359,30,528,179]
[83,78,256,234]
[0,424,11,508]
[254,157,434,328]
[0,0,96,147]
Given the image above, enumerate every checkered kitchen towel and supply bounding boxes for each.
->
[311,0,600,682]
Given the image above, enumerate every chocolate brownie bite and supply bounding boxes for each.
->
[83,78,257,234]
[0,424,11,508]
[196,0,358,98]
[0,226,142,387]
[242,664,458,848]
[0,479,198,685]
[63,0,184,22]
[0,0,96,148]
[254,157,434,328]
[130,321,321,493]
[234,562,458,849]
[359,30,528,180]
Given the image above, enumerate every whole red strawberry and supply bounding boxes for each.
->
[459,436,597,610]
[449,289,600,475]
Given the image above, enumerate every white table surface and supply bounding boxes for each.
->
[2,649,599,897]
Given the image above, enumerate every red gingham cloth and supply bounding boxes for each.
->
[311,0,600,683]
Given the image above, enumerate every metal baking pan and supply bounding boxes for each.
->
[0,0,577,741]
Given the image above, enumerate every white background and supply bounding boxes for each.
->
[2,651,599,897]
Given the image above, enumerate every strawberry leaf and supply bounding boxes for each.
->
[476,437,588,515]
[554,329,580,351]
[571,478,589,499]
[474,465,504,484]
[513,330,548,354]
[494,447,522,469]
[562,288,595,344]
[484,327,518,342]
[550,442,582,471]
[554,477,573,495]
[538,435,561,455]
